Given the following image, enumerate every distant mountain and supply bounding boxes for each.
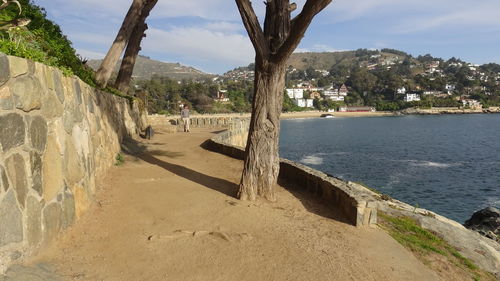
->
[87,55,213,81]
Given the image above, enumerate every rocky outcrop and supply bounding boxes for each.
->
[464,207,500,242]
[0,53,146,272]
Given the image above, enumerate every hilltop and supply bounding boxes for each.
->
[88,55,213,81]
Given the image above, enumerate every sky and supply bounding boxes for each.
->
[33,0,500,74]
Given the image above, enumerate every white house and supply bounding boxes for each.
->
[404,93,421,102]
[286,88,304,99]
[445,84,456,94]
[397,87,406,95]
[327,95,345,102]
[294,99,314,108]
[461,99,482,109]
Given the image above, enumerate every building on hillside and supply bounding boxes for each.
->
[294,98,314,108]
[397,87,406,95]
[445,84,456,95]
[403,93,421,102]
[309,91,322,100]
[215,90,230,103]
[338,84,349,96]
[286,88,304,99]
[461,99,482,109]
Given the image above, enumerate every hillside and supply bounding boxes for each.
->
[88,55,213,81]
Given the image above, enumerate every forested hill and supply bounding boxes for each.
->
[88,55,213,81]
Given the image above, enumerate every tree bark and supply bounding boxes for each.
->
[95,0,146,88]
[239,60,286,201]
[114,0,157,93]
[236,0,332,201]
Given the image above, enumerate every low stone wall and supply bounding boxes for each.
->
[148,114,250,131]
[205,118,377,227]
[206,118,500,277]
[0,53,145,270]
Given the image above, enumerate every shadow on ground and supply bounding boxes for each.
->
[121,138,238,198]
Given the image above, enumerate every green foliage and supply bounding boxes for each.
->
[379,213,496,280]
[0,0,96,85]
[115,153,125,166]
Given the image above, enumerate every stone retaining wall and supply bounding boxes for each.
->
[148,114,250,131]
[0,53,146,270]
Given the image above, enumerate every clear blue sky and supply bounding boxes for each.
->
[34,0,500,74]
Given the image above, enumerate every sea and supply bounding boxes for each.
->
[280,114,500,223]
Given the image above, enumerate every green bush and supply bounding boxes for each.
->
[0,0,96,85]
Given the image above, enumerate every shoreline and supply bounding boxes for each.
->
[153,107,500,120]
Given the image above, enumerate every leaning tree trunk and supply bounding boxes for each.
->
[236,0,332,201]
[239,60,286,201]
[95,0,145,87]
[114,0,157,93]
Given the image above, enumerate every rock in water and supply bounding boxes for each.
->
[464,207,499,242]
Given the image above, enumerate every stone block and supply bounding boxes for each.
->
[0,53,9,86]
[0,165,9,192]
[8,56,28,77]
[0,113,25,152]
[42,135,64,201]
[11,75,42,112]
[42,63,54,90]
[29,116,48,152]
[42,202,62,244]
[0,85,13,110]
[52,71,64,103]
[64,137,85,186]
[0,189,23,246]
[30,151,43,196]
[61,191,75,229]
[40,90,63,119]
[73,79,82,105]
[26,195,43,246]
[5,153,28,208]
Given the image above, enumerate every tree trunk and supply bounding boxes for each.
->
[238,59,286,201]
[235,0,332,201]
[114,0,157,93]
[95,0,145,88]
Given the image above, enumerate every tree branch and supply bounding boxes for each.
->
[235,0,270,59]
[273,0,332,62]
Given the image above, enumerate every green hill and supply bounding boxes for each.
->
[88,56,213,81]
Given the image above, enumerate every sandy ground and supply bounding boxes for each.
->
[26,127,442,281]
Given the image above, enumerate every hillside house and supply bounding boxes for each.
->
[397,87,406,95]
[294,98,314,108]
[404,93,421,102]
[339,84,349,96]
[215,90,230,103]
[461,99,482,109]
[445,84,456,94]
[286,88,304,99]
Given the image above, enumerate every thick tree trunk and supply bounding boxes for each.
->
[238,59,286,201]
[114,0,157,93]
[95,0,145,88]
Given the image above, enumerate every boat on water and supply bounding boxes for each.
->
[320,114,334,118]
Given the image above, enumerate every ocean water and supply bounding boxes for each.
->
[280,114,500,223]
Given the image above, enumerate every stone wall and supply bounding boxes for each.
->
[148,114,250,131]
[205,118,378,227]
[0,53,145,270]
[205,118,500,277]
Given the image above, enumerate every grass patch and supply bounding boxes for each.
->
[378,212,495,281]
[114,153,125,166]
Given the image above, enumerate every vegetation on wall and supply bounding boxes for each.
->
[0,0,96,86]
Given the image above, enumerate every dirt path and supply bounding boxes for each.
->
[25,127,441,281]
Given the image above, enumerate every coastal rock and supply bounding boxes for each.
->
[464,207,500,242]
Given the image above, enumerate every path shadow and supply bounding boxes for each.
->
[278,178,351,226]
[121,138,238,198]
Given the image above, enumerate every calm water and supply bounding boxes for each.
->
[280,115,500,223]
